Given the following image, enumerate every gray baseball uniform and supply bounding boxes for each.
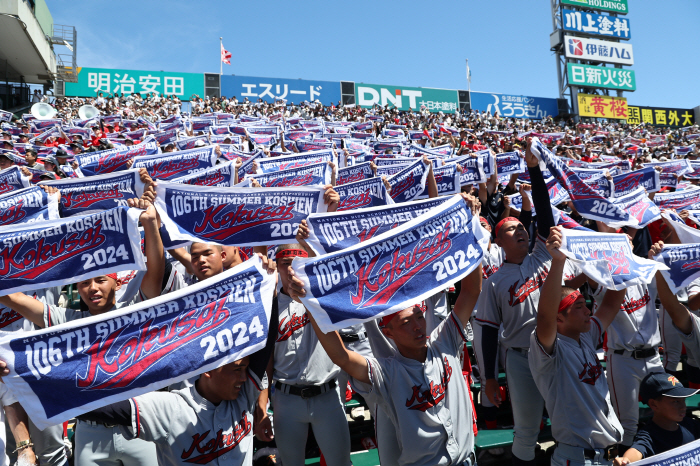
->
[529,317,623,465]
[675,311,700,370]
[474,239,551,461]
[596,282,663,446]
[42,303,158,466]
[351,312,475,466]
[660,286,690,372]
[1,288,69,466]
[122,375,264,466]
[472,244,505,410]
[272,292,351,466]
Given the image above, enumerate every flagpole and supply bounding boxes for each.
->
[466,59,471,92]
[220,37,223,76]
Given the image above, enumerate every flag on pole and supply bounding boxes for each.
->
[221,42,231,65]
[466,59,471,84]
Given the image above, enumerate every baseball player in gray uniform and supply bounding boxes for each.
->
[287,194,483,466]
[529,226,625,466]
[0,288,69,466]
[473,142,555,466]
[472,217,506,430]
[660,278,700,386]
[578,278,662,449]
[254,243,352,466]
[0,199,166,466]
[0,310,277,466]
[650,242,700,386]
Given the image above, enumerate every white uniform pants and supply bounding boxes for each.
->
[506,348,545,461]
[606,351,663,446]
[272,386,351,466]
[74,421,157,466]
[375,405,400,466]
[28,420,68,466]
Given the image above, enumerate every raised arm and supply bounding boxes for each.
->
[424,155,438,199]
[649,241,693,334]
[287,269,370,384]
[525,139,555,238]
[128,193,164,301]
[452,264,483,324]
[0,293,46,328]
[536,227,566,354]
[592,287,626,332]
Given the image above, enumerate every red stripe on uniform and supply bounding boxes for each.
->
[247,372,261,391]
[132,398,141,438]
[450,313,468,342]
[473,317,500,327]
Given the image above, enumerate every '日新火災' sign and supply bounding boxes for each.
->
[564,36,634,66]
[561,0,628,14]
[65,67,204,100]
[578,94,629,120]
[567,64,636,92]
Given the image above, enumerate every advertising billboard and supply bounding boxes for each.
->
[577,94,628,119]
[64,67,204,100]
[626,106,696,127]
[562,9,630,39]
[564,35,634,65]
[220,75,341,105]
[470,92,559,119]
[567,63,636,91]
[354,83,459,113]
[561,0,628,14]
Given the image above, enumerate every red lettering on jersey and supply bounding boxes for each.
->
[621,289,650,314]
[0,308,23,329]
[180,411,252,463]
[507,270,549,306]
[276,312,309,342]
[482,264,500,279]
[578,360,603,385]
[405,357,453,412]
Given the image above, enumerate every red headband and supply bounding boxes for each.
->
[494,217,521,237]
[379,303,425,328]
[105,273,118,281]
[275,249,308,260]
[558,290,583,313]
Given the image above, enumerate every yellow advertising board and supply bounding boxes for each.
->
[577,94,629,120]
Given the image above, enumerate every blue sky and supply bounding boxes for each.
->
[50,0,699,109]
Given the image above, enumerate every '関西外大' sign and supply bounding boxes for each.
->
[470,92,559,119]
[65,67,204,100]
[354,83,459,113]
[567,64,635,91]
[627,106,695,127]
[561,0,628,14]
[578,94,628,120]
[220,75,341,105]
[564,36,633,66]
[562,9,630,39]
